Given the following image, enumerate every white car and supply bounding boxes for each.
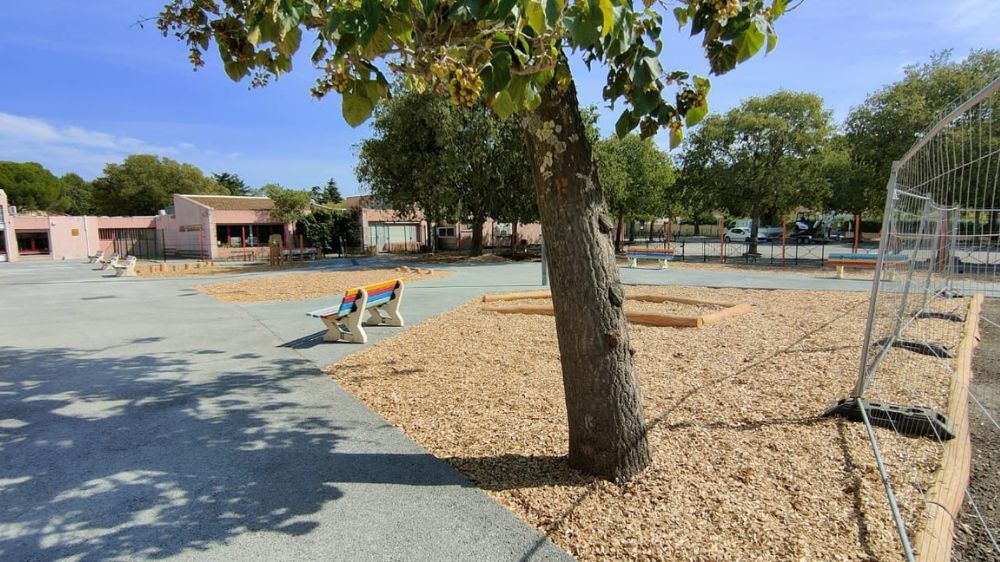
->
[723,227,767,243]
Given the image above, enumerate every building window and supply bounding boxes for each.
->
[215,224,284,247]
[16,231,50,255]
[436,226,456,238]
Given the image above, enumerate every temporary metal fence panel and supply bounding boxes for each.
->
[842,77,1000,560]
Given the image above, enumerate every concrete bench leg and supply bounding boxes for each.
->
[382,286,405,327]
[629,257,637,268]
[883,269,896,282]
[659,259,668,270]
[836,265,845,279]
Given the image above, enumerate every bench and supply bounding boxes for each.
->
[88,250,105,264]
[826,253,908,279]
[307,278,405,343]
[112,256,138,277]
[625,247,675,270]
[99,253,121,271]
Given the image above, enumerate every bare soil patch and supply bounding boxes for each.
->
[196,267,449,303]
[954,298,1000,562]
[328,286,965,561]
[138,261,315,278]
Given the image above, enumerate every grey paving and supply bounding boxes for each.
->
[0,261,568,562]
[0,257,873,561]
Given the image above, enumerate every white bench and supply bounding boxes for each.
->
[100,254,121,271]
[307,278,405,343]
[112,256,138,277]
[88,250,105,264]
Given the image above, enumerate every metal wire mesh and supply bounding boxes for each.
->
[852,77,1000,560]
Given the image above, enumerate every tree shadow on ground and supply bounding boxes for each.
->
[0,345,466,561]
[442,454,593,491]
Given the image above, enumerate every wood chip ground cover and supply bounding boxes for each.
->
[196,267,449,303]
[327,286,963,561]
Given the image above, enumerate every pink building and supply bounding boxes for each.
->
[0,192,296,263]
[345,195,542,253]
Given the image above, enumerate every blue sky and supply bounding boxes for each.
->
[1,1,997,196]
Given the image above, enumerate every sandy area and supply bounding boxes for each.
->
[327,286,966,561]
[196,267,450,303]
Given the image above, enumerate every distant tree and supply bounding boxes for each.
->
[681,91,833,254]
[299,207,361,254]
[491,118,537,251]
[594,135,674,252]
[845,49,1000,213]
[60,173,95,215]
[311,178,343,205]
[0,162,68,212]
[213,172,252,196]
[92,155,225,215]
[263,183,312,227]
[356,92,461,253]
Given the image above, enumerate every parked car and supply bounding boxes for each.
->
[723,227,768,243]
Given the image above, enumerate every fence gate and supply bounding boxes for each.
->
[104,228,164,260]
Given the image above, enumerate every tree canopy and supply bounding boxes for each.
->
[0,162,69,212]
[213,172,254,196]
[159,0,785,142]
[594,134,674,249]
[311,178,344,204]
[92,154,225,215]
[356,90,534,254]
[844,49,1000,214]
[263,183,313,225]
[679,90,832,251]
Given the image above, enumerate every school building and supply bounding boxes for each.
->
[0,189,542,263]
[346,195,542,253]
[0,191,295,263]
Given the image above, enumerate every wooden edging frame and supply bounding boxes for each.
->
[481,290,750,328]
[913,293,983,562]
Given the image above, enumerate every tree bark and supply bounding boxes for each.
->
[470,217,485,257]
[519,74,651,482]
[648,219,655,243]
[511,221,519,252]
[749,216,760,255]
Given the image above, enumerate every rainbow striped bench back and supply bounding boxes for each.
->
[826,253,908,268]
[309,278,404,320]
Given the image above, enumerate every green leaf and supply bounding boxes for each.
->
[419,0,439,16]
[733,26,765,63]
[492,91,516,119]
[685,103,707,127]
[694,75,711,94]
[524,0,547,32]
[765,31,778,54]
[669,125,683,149]
[598,0,614,37]
[481,51,512,94]
[672,6,688,29]
[771,0,787,19]
[343,89,375,127]
[615,109,638,137]
[546,0,564,26]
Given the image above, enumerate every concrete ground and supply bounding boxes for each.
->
[0,258,871,561]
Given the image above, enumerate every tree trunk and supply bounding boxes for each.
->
[749,216,760,255]
[511,221,519,252]
[628,221,636,243]
[470,217,485,257]
[693,218,701,236]
[614,215,625,253]
[519,73,651,482]
[648,219,655,243]
[426,222,434,254]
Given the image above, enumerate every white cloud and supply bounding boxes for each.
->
[0,112,190,177]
